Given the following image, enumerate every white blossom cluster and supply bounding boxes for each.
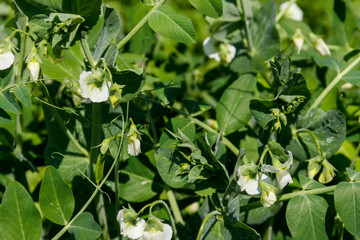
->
[237,151,294,208]
[117,209,172,240]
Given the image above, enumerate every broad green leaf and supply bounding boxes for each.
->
[216,74,256,135]
[0,108,12,124]
[141,0,156,5]
[298,174,325,190]
[0,68,13,88]
[188,0,223,19]
[119,156,162,202]
[13,85,31,107]
[0,181,42,240]
[287,108,346,161]
[148,5,196,44]
[200,215,260,240]
[342,71,360,87]
[159,118,196,148]
[335,182,360,236]
[251,2,278,60]
[249,99,277,129]
[246,203,283,225]
[154,81,181,105]
[0,91,21,114]
[93,9,121,60]
[39,166,75,225]
[286,195,328,240]
[183,99,211,117]
[68,212,102,240]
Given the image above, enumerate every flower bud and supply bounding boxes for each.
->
[280,1,303,21]
[0,38,15,70]
[127,118,141,156]
[27,59,40,81]
[309,33,331,56]
[307,156,321,179]
[292,29,304,54]
[318,159,336,184]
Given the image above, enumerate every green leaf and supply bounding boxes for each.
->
[119,156,162,202]
[13,85,31,108]
[112,68,145,102]
[200,215,260,240]
[141,0,156,5]
[0,108,12,124]
[246,203,283,225]
[0,91,21,114]
[216,74,256,135]
[188,0,223,18]
[343,49,360,61]
[298,174,325,190]
[287,109,346,161]
[0,181,42,240]
[315,57,342,72]
[93,9,121,60]
[251,2,279,60]
[39,166,75,225]
[346,168,360,181]
[342,71,360,87]
[68,212,102,240]
[95,156,105,185]
[183,99,211,117]
[334,182,360,236]
[286,195,328,240]
[249,99,277,129]
[148,5,196,44]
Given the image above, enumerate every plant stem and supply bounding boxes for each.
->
[80,37,97,68]
[238,0,253,52]
[166,188,185,225]
[308,55,360,113]
[52,115,127,240]
[240,185,337,212]
[90,103,102,164]
[196,211,221,240]
[116,0,167,50]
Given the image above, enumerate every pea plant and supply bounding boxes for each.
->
[0,0,359,239]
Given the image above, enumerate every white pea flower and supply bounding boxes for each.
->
[117,209,145,240]
[280,1,303,21]
[141,215,173,240]
[309,33,331,56]
[79,70,111,103]
[127,118,141,156]
[203,37,236,63]
[27,59,40,81]
[237,163,269,195]
[0,50,14,70]
[261,151,293,189]
[141,223,172,240]
[260,189,277,208]
[292,29,304,54]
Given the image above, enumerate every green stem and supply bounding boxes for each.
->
[240,185,336,212]
[276,0,297,22]
[80,37,97,68]
[238,0,253,52]
[90,103,102,164]
[166,188,185,225]
[308,55,360,112]
[296,128,324,157]
[258,146,269,166]
[116,0,167,50]
[196,211,221,240]
[52,114,127,240]
[350,141,360,170]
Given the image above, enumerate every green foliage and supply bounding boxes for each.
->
[0,181,42,240]
[188,0,223,19]
[68,212,102,240]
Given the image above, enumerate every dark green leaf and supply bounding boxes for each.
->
[188,0,223,19]
[0,91,21,114]
[39,166,75,225]
[0,108,12,124]
[344,49,360,61]
[0,181,42,240]
[112,68,145,102]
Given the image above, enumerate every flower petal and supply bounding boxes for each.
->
[0,51,14,70]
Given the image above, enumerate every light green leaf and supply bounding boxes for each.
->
[0,91,21,114]
[39,166,75,225]
[188,0,223,18]
[141,0,156,5]
[216,74,256,135]
[0,181,42,240]
[148,5,196,44]
[13,85,31,107]
[68,212,102,240]
[119,156,162,202]
[342,71,360,87]
[346,168,360,182]
[298,174,325,190]
[335,182,360,236]
[286,195,328,240]
[315,58,342,72]
[95,156,105,185]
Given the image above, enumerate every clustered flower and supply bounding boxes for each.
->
[203,37,236,64]
[237,149,294,208]
[117,208,172,240]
